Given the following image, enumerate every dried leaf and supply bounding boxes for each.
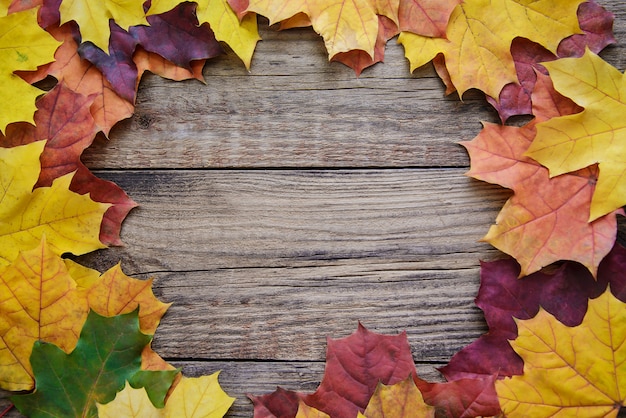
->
[399,0,584,100]
[0,8,61,132]
[526,49,626,221]
[496,288,626,417]
[0,239,88,391]
[0,141,109,266]
[363,377,434,418]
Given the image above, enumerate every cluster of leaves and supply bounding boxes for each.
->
[1,0,626,416]
[255,246,626,417]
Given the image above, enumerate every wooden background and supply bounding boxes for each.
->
[4,1,626,416]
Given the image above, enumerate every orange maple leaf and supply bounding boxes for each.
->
[463,73,621,277]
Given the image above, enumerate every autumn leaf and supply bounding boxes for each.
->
[487,1,615,121]
[296,403,330,418]
[526,49,626,221]
[441,242,626,381]
[496,288,626,417]
[27,23,134,135]
[462,72,621,276]
[97,374,234,417]
[362,377,435,418]
[85,263,171,335]
[399,0,584,100]
[0,238,88,391]
[58,0,148,52]
[0,141,109,266]
[11,309,176,418]
[0,82,137,246]
[0,8,61,132]
[251,324,500,417]
[148,0,259,68]
[134,47,206,83]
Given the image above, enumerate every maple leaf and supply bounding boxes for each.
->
[463,72,621,276]
[441,242,626,381]
[85,263,171,335]
[398,0,584,100]
[526,49,626,221]
[487,1,616,121]
[0,8,61,132]
[361,377,435,418]
[148,0,259,69]
[11,309,176,418]
[251,324,501,417]
[0,141,109,266]
[495,288,626,417]
[58,0,148,53]
[0,82,137,246]
[296,403,330,418]
[31,23,135,135]
[0,238,88,391]
[134,47,206,83]
[97,374,235,417]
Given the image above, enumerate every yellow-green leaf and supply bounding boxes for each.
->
[59,0,149,52]
[496,288,626,417]
[97,374,235,417]
[147,0,259,68]
[526,50,626,221]
[0,8,61,132]
[399,0,583,100]
[0,238,89,391]
[0,142,109,267]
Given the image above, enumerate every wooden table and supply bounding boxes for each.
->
[4,2,626,416]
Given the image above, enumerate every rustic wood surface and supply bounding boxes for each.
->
[3,2,626,417]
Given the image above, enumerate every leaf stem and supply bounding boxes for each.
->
[0,404,13,417]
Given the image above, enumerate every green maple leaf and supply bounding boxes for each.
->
[11,310,176,418]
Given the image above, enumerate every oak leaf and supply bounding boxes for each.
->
[0,82,137,246]
[496,288,626,417]
[0,239,88,391]
[441,242,626,381]
[148,0,259,68]
[462,72,620,276]
[58,0,148,52]
[11,309,175,418]
[398,0,584,100]
[526,49,626,221]
[0,8,61,132]
[97,374,234,417]
[0,141,109,266]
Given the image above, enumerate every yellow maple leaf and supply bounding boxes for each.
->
[0,8,61,132]
[496,288,626,417]
[59,0,149,52]
[85,263,171,335]
[147,0,259,69]
[0,238,89,391]
[398,0,583,100]
[0,142,109,266]
[295,402,330,418]
[361,377,435,418]
[526,50,626,221]
[97,374,235,417]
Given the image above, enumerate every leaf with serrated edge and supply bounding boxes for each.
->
[148,0,258,68]
[97,374,234,417]
[496,288,626,417]
[399,0,584,100]
[0,8,61,132]
[10,310,171,418]
[526,49,626,221]
[0,142,109,267]
[0,238,88,391]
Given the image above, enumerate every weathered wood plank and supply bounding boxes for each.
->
[70,169,509,363]
[81,0,626,170]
